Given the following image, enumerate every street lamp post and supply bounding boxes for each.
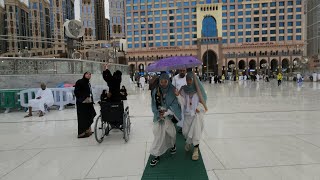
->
[206,37,209,77]
[202,20,209,78]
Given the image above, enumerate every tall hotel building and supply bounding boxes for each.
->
[126,0,305,76]
[307,0,320,69]
[29,0,51,56]
[2,0,30,57]
[109,0,125,39]
[49,0,75,56]
[80,0,96,41]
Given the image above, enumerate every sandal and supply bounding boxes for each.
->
[24,114,32,118]
[86,132,94,136]
[192,147,199,161]
[77,133,90,138]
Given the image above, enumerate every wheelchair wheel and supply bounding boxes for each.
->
[94,115,106,143]
[123,113,130,142]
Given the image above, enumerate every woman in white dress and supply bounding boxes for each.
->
[179,72,207,161]
[150,73,181,167]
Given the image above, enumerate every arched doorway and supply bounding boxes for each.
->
[238,60,245,75]
[202,50,218,75]
[260,59,267,75]
[271,59,278,72]
[238,60,245,70]
[138,63,145,75]
[260,59,267,69]
[228,60,235,72]
[249,60,256,70]
[202,16,218,37]
[129,64,135,72]
[282,59,289,73]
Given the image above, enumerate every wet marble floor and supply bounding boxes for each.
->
[0,80,320,180]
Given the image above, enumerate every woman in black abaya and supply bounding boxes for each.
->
[74,72,97,138]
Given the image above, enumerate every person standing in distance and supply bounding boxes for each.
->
[172,69,187,132]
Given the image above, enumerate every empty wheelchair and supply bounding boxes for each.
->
[94,101,131,143]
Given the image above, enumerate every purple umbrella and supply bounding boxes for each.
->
[146,56,202,72]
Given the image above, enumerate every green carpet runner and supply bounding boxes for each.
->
[142,130,208,180]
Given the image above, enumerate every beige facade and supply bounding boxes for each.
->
[29,0,51,56]
[126,0,305,76]
[81,0,96,41]
[2,0,30,57]
[0,4,5,54]
[50,0,67,56]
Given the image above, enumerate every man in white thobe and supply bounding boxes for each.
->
[172,69,187,130]
[24,83,54,117]
[139,76,146,90]
[172,69,187,92]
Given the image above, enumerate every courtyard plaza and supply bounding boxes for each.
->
[0,80,320,179]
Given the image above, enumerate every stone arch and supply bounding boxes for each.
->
[238,60,245,70]
[227,60,235,71]
[260,59,267,69]
[282,59,289,72]
[271,59,278,72]
[293,58,301,72]
[249,60,256,69]
[138,63,145,72]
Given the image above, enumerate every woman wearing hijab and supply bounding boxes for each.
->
[179,71,207,161]
[150,73,181,167]
[120,85,128,100]
[102,64,122,102]
[74,72,97,138]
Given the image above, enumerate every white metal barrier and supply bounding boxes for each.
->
[51,88,75,110]
[19,88,75,111]
[91,85,108,102]
[19,86,107,111]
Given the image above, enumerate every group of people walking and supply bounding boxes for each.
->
[23,64,207,166]
[149,68,207,166]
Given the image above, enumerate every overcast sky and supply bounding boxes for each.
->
[68,0,110,20]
